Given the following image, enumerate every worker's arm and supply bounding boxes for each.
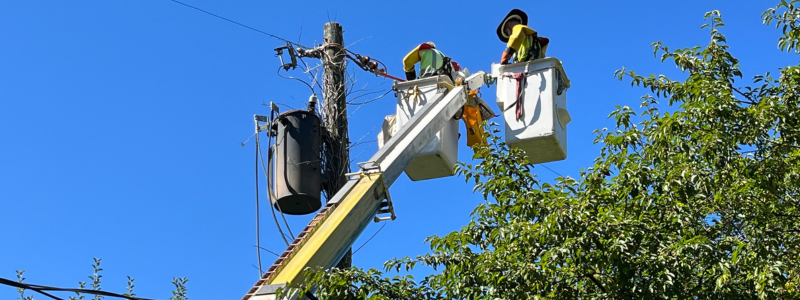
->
[501,25,537,64]
[402,45,422,80]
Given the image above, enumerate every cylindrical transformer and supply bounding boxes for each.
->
[272,110,322,215]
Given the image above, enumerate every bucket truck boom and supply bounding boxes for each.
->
[242,71,492,300]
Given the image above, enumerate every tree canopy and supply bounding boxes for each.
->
[299,2,800,299]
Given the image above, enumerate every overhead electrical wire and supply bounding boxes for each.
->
[352,223,386,255]
[255,121,264,276]
[347,89,394,106]
[277,65,315,93]
[298,56,324,92]
[0,277,156,300]
[255,245,281,257]
[539,164,565,178]
[254,108,298,273]
[168,0,401,104]
[167,0,310,49]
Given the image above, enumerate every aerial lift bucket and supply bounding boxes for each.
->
[491,57,572,164]
[383,75,460,181]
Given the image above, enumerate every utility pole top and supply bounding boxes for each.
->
[321,21,352,269]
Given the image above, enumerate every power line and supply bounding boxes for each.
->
[255,245,281,257]
[255,110,297,249]
[539,163,564,178]
[352,223,386,255]
[167,0,310,49]
[0,277,156,300]
[255,122,263,276]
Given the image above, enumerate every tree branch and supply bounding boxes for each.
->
[730,85,758,105]
[586,273,607,293]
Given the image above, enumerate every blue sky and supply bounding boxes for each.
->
[0,1,794,299]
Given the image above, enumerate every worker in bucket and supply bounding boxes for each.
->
[497,9,550,64]
[402,42,461,80]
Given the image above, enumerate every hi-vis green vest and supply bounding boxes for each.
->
[419,48,445,77]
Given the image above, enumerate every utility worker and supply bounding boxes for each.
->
[497,9,550,64]
[402,42,461,80]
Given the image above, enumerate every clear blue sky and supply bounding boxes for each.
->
[0,1,794,299]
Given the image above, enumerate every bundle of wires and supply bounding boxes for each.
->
[254,107,296,275]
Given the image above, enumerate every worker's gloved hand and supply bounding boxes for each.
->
[405,70,416,80]
[500,49,514,64]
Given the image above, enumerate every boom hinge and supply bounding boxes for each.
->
[346,162,396,222]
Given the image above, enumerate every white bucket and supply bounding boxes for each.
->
[390,75,459,181]
[491,58,571,164]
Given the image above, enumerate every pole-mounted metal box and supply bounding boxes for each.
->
[273,110,322,215]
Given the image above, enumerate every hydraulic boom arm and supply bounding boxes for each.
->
[243,71,490,300]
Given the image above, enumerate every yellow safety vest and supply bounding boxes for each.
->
[507,25,542,63]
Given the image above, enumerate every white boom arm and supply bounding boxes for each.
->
[242,71,491,300]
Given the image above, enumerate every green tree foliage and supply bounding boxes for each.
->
[300,3,800,299]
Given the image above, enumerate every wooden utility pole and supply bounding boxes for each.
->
[321,22,352,268]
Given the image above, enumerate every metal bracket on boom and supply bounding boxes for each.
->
[346,162,396,222]
[462,72,495,93]
[351,161,382,176]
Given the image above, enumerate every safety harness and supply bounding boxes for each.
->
[516,34,542,63]
[422,54,455,81]
[436,57,455,81]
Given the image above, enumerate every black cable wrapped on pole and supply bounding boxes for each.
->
[321,22,353,268]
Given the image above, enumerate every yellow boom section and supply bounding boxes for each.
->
[245,173,386,300]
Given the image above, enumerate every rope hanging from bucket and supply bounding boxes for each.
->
[503,72,528,121]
